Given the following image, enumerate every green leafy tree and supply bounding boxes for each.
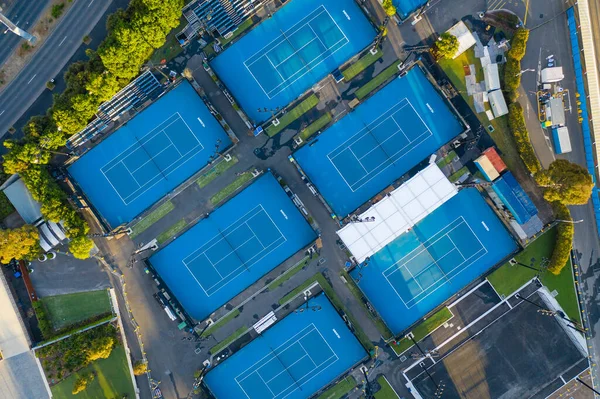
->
[507,103,542,174]
[0,225,40,263]
[381,0,397,16]
[69,236,94,260]
[548,202,574,275]
[72,372,95,395]
[535,159,594,205]
[87,335,115,362]
[435,32,459,59]
[507,28,530,61]
[133,360,148,376]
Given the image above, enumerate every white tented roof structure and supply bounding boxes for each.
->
[337,164,458,263]
[448,21,477,59]
[483,63,501,91]
[488,90,509,117]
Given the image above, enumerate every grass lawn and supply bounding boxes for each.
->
[438,49,526,178]
[201,309,241,337]
[278,273,374,353]
[355,60,402,100]
[340,270,393,340]
[316,376,357,399]
[196,155,239,188]
[390,307,453,355]
[130,201,175,238]
[342,49,383,81]
[487,227,581,324]
[436,150,458,168]
[374,376,399,399]
[210,172,254,205]
[41,290,112,331]
[149,16,186,65]
[50,345,135,399]
[267,255,311,290]
[157,219,188,244]
[299,113,332,141]
[448,166,470,182]
[220,18,254,47]
[265,94,320,136]
[0,191,15,219]
[209,326,247,355]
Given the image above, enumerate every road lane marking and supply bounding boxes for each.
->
[27,74,37,85]
[0,111,4,117]
[58,36,67,47]
[88,0,95,7]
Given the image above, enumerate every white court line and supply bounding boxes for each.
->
[380,217,489,309]
[447,236,466,261]
[258,373,276,397]
[207,235,257,270]
[164,134,182,157]
[348,148,369,174]
[236,324,340,399]
[264,35,348,98]
[121,162,142,188]
[309,25,327,50]
[246,223,266,249]
[182,205,288,297]
[402,264,425,293]
[266,56,286,82]
[270,37,319,69]
[205,255,224,279]
[264,354,309,384]
[101,112,205,205]
[243,6,349,99]
[327,99,433,192]
[128,143,175,174]
[298,342,318,367]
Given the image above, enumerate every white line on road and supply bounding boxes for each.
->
[58,36,67,47]
[88,0,95,7]
[27,74,37,85]
[0,111,4,117]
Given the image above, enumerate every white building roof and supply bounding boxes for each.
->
[488,90,509,117]
[549,97,566,126]
[541,67,564,83]
[0,274,30,359]
[337,164,457,263]
[447,21,477,59]
[1,175,42,225]
[483,63,501,91]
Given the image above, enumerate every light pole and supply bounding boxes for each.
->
[515,68,535,77]
[556,219,584,224]
[0,9,36,44]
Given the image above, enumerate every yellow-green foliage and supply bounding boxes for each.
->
[548,202,574,275]
[507,103,542,174]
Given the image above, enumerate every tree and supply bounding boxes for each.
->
[87,335,115,362]
[548,202,574,275]
[381,0,397,16]
[507,28,530,61]
[69,236,94,260]
[535,159,594,205]
[434,33,459,59]
[0,225,40,263]
[72,372,95,395]
[133,360,148,376]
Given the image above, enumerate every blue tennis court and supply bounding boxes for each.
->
[393,0,427,18]
[294,67,464,217]
[204,293,367,399]
[68,81,231,228]
[149,173,316,320]
[350,188,517,335]
[210,0,375,123]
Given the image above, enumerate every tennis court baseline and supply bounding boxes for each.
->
[245,5,348,99]
[203,292,367,399]
[101,112,203,204]
[182,205,286,297]
[383,217,487,309]
[236,323,338,399]
[327,99,431,192]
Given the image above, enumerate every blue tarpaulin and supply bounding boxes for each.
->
[567,7,600,236]
[492,172,538,224]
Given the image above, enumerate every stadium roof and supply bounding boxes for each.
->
[337,163,457,263]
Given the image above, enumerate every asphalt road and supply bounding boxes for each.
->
[0,0,111,137]
[0,0,50,67]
